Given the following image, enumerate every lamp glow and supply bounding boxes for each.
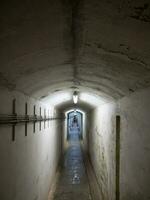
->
[73,91,78,104]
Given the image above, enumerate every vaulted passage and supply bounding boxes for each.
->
[0,0,150,200]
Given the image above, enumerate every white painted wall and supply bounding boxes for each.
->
[0,89,62,200]
[1,86,150,200]
[88,102,116,200]
[82,111,89,152]
[88,86,150,200]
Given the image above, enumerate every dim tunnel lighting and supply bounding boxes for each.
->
[73,91,78,104]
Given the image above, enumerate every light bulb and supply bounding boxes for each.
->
[73,91,78,104]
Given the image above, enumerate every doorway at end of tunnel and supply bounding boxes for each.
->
[67,110,83,140]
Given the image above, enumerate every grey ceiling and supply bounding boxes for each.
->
[0,0,150,100]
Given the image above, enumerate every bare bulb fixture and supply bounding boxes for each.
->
[73,91,78,104]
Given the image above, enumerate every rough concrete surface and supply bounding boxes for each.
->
[0,89,62,200]
[0,0,150,99]
[0,1,150,200]
[119,87,150,200]
[88,103,117,200]
[88,87,150,200]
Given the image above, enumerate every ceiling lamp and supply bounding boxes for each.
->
[73,91,78,104]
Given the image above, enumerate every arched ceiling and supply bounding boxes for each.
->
[57,100,93,113]
[41,90,109,110]
[0,0,150,102]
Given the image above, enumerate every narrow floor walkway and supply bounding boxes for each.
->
[53,127,92,200]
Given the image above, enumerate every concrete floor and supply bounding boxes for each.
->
[52,127,92,200]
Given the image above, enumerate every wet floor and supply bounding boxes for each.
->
[52,127,92,200]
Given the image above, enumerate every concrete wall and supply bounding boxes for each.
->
[119,87,150,200]
[88,87,150,200]
[1,86,150,200]
[0,89,62,200]
[82,111,89,152]
[88,103,117,200]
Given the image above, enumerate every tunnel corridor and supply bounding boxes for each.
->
[51,126,92,200]
[0,0,150,200]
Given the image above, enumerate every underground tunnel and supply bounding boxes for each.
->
[0,0,150,200]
